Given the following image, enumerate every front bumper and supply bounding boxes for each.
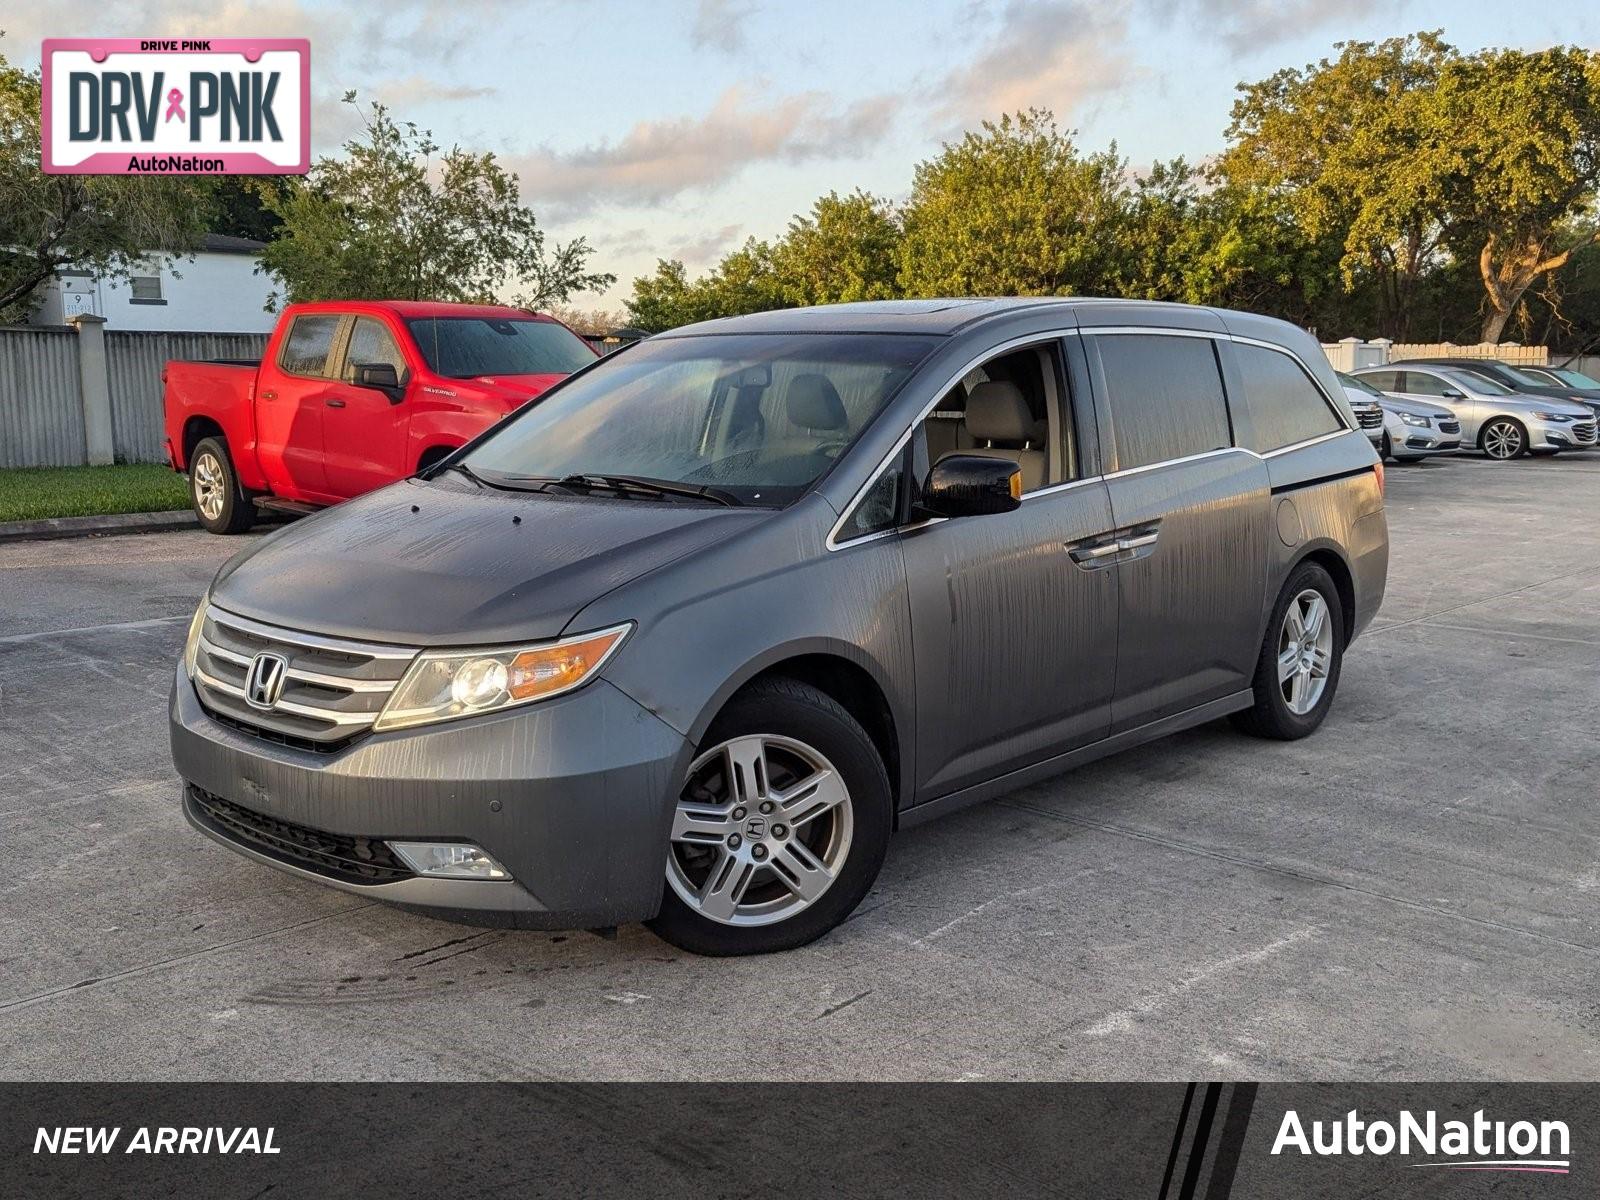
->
[1533,417,1598,451]
[171,666,689,928]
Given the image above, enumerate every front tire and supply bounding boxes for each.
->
[648,678,891,956]
[188,437,255,534]
[1379,431,1393,461]
[1231,562,1345,741]
[1480,418,1527,460]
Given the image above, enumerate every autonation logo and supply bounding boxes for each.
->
[1272,1108,1570,1175]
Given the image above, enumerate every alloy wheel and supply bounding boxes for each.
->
[1482,420,1523,460]
[192,452,225,521]
[667,734,854,926]
[1278,589,1333,716]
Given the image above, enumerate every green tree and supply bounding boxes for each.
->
[771,190,902,305]
[1222,33,1457,341]
[626,239,786,331]
[0,51,210,320]
[897,110,1132,298]
[1436,46,1600,343]
[259,95,612,309]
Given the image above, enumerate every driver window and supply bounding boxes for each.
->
[919,342,1071,495]
[833,340,1072,544]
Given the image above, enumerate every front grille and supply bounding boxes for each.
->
[187,785,414,884]
[1356,408,1383,429]
[1438,419,1461,435]
[1573,421,1597,445]
[192,606,415,749]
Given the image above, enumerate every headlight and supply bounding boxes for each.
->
[1400,413,1430,427]
[373,623,631,732]
[183,599,208,678]
[1533,412,1574,422]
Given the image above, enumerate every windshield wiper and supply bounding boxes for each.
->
[552,474,741,507]
[443,463,552,493]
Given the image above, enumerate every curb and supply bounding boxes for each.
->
[0,509,197,545]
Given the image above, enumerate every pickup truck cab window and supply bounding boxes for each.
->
[279,314,344,378]
[344,317,408,381]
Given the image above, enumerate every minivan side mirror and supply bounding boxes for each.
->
[352,362,405,402]
[1441,388,1465,400]
[916,454,1022,519]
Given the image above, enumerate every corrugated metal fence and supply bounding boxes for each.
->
[105,331,266,464]
[0,326,265,468]
[0,328,85,469]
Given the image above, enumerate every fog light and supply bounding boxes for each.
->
[388,841,511,880]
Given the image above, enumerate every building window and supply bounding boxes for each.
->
[129,272,164,304]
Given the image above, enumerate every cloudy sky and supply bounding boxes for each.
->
[8,0,1599,309]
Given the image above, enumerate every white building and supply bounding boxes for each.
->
[29,234,276,333]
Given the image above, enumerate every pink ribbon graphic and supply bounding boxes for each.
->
[164,88,185,123]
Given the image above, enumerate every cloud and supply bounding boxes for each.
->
[1154,0,1390,52]
[691,0,756,53]
[933,0,1132,126]
[674,224,744,265]
[510,85,900,213]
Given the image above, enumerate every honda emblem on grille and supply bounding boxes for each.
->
[244,652,289,711]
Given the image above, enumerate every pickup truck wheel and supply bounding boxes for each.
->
[189,437,255,534]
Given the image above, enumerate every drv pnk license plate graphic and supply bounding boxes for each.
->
[41,38,310,175]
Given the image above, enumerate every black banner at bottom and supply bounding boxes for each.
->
[2,1083,1592,1197]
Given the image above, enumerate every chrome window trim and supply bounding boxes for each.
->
[825,324,1361,551]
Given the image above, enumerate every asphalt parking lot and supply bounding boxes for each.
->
[2,453,1598,1082]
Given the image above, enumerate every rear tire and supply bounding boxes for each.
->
[647,678,891,956]
[1231,562,1345,741]
[189,437,256,534]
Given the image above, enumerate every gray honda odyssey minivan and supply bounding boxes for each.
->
[171,298,1388,955]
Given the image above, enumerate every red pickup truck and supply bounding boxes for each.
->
[163,299,597,532]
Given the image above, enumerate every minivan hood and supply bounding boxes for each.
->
[210,478,769,646]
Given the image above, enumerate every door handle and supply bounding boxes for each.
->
[1118,531,1159,552]
[325,398,346,408]
[1067,536,1122,567]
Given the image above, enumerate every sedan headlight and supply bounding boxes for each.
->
[1400,413,1430,427]
[373,623,631,732]
[183,599,208,678]
[1533,411,1574,422]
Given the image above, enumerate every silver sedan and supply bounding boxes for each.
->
[1351,364,1596,459]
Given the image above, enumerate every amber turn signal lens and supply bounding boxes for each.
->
[1008,470,1023,501]
[1373,461,1384,497]
[508,628,628,701]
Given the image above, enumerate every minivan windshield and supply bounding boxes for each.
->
[406,317,596,378]
[460,332,939,505]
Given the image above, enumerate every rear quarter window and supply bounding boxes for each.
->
[279,315,341,378]
[1234,343,1345,453]
[1094,334,1232,471]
